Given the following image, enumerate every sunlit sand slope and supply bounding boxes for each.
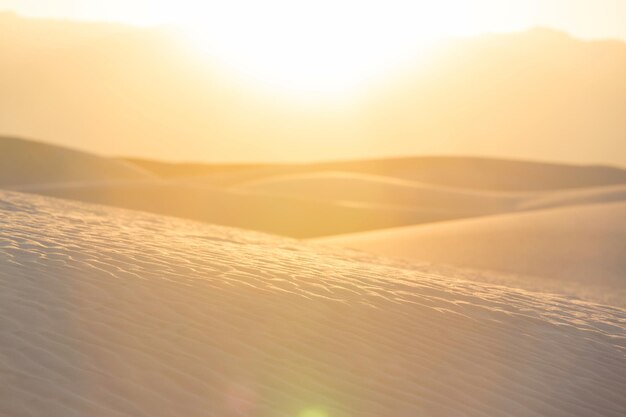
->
[317,202,626,305]
[1,190,625,417]
[0,137,152,187]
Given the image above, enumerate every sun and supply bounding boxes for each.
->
[170,0,482,97]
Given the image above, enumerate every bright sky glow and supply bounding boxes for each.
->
[2,0,625,95]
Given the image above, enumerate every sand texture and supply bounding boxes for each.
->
[1,190,625,417]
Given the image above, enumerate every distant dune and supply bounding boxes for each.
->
[19,181,469,238]
[521,184,626,210]
[0,136,152,187]
[129,155,626,191]
[312,157,626,191]
[124,157,280,180]
[316,202,626,306]
[2,137,626,238]
[237,170,524,213]
[1,190,625,417]
[20,172,626,239]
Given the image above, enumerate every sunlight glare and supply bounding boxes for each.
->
[298,408,328,417]
[13,0,535,97]
[174,0,483,96]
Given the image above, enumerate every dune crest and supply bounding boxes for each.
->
[130,156,626,192]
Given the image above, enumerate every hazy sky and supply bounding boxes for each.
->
[2,0,626,41]
[4,0,625,95]
[2,0,625,165]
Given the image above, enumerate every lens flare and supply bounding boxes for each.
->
[298,408,328,417]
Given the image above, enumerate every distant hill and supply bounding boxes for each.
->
[1,137,625,237]
[127,155,626,191]
[20,181,450,238]
[2,138,523,237]
[1,13,625,165]
[0,136,152,187]
[236,171,522,211]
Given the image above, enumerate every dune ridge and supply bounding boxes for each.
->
[310,157,626,191]
[0,190,625,417]
[129,155,626,191]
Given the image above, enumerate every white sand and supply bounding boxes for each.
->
[316,202,626,306]
[0,190,625,417]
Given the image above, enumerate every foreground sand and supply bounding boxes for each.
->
[1,190,625,417]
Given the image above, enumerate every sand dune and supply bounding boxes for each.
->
[1,190,625,417]
[19,174,626,241]
[316,202,626,306]
[2,137,626,241]
[185,166,303,188]
[129,155,626,192]
[237,171,525,213]
[521,184,626,210]
[18,181,466,238]
[237,171,626,225]
[313,157,626,191]
[0,136,152,187]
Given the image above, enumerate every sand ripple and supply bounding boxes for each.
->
[0,191,625,417]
